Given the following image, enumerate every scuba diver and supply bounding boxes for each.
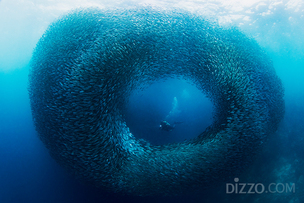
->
[159,121,183,132]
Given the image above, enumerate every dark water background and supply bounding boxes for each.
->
[1,0,304,202]
[125,78,213,145]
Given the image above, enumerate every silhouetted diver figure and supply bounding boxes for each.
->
[159,121,183,131]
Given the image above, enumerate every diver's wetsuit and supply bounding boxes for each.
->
[159,121,174,131]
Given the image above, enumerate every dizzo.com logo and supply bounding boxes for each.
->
[226,178,295,194]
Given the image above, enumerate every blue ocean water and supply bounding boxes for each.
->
[125,78,213,145]
[1,1,304,203]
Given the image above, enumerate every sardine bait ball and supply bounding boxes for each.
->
[29,8,284,196]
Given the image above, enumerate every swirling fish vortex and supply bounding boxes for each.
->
[29,8,284,196]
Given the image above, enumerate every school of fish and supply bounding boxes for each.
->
[28,8,284,196]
